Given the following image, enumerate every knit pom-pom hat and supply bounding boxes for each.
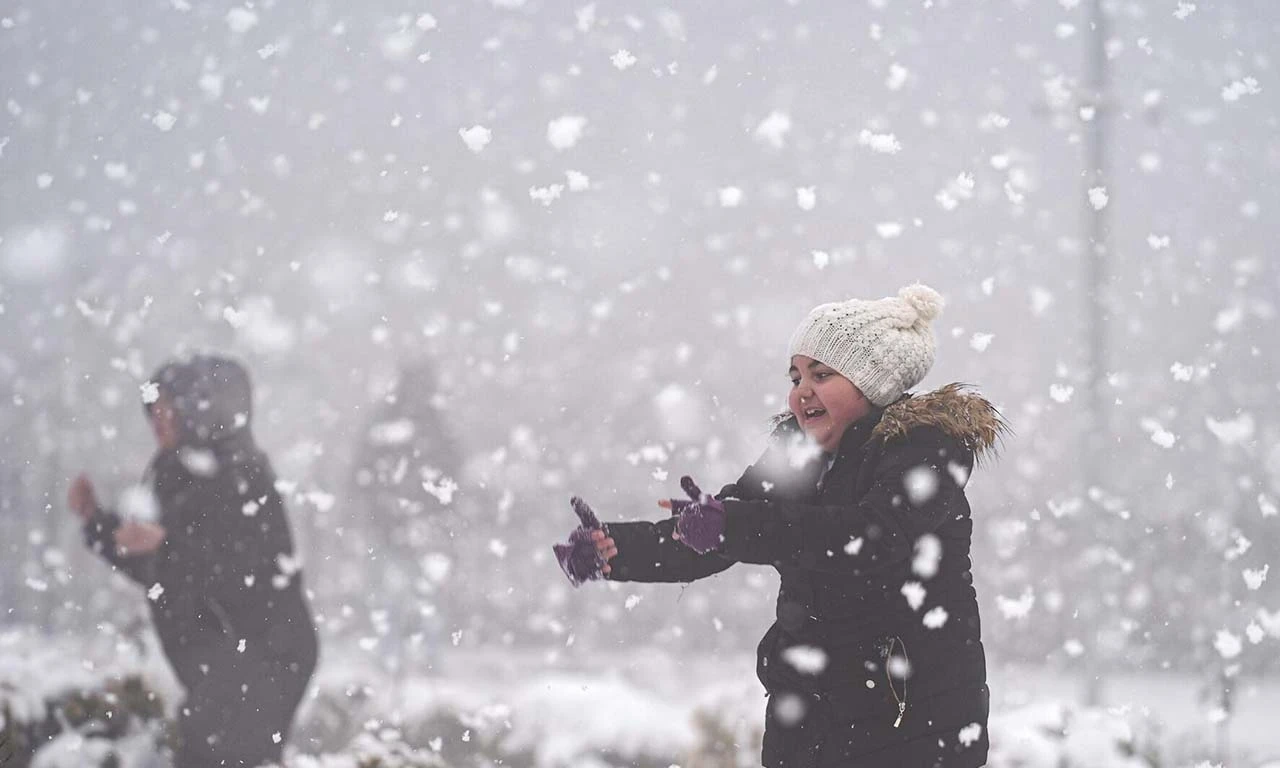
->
[788,284,944,407]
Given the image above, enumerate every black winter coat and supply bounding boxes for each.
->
[606,384,1006,768]
[86,443,317,690]
[83,355,317,766]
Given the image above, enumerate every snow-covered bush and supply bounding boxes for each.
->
[988,700,1157,768]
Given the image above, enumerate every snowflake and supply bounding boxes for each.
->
[1088,186,1109,210]
[717,186,744,207]
[458,125,491,153]
[857,129,902,154]
[1214,629,1242,660]
[922,606,949,629]
[1222,77,1261,102]
[1242,565,1269,590]
[958,723,984,747]
[796,187,817,210]
[547,115,587,150]
[900,582,926,611]
[754,111,792,148]
[781,645,828,675]
[611,49,637,70]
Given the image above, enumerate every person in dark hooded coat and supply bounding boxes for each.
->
[69,354,318,768]
[554,285,1008,768]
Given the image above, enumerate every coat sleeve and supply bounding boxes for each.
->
[83,508,157,586]
[720,426,972,575]
[604,515,736,583]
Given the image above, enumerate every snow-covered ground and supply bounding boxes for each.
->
[4,628,1277,768]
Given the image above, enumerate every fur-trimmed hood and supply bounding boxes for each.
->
[872,383,1009,465]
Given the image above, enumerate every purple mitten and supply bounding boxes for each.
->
[672,476,727,555]
[552,496,607,587]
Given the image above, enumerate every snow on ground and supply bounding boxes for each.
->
[4,630,1280,767]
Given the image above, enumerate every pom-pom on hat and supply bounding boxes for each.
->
[788,284,944,407]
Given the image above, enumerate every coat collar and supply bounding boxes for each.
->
[871,383,1009,465]
[830,405,886,461]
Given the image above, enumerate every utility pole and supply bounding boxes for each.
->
[1081,0,1111,708]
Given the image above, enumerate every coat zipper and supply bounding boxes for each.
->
[884,634,909,728]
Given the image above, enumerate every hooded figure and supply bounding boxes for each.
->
[81,354,318,767]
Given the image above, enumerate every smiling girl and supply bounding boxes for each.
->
[554,284,1008,767]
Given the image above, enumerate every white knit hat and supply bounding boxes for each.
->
[787,284,944,407]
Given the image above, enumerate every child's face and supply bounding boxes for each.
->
[788,355,871,454]
[147,395,180,450]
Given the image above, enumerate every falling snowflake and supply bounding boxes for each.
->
[885,63,909,91]
[152,111,176,131]
[459,125,492,153]
[547,115,587,150]
[923,606,949,629]
[996,588,1035,619]
[796,186,817,210]
[1222,77,1261,102]
[717,186,744,207]
[969,332,995,352]
[1049,384,1074,403]
[1205,413,1254,445]
[958,723,984,747]
[1242,565,1269,590]
[1149,427,1177,449]
[1214,629,1242,660]
[901,581,927,611]
[876,221,903,239]
[858,129,902,154]
[611,49,637,70]
[226,7,258,33]
[781,645,828,675]
[904,469,940,507]
[1088,186,1109,210]
[530,184,565,206]
[754,111,792,148]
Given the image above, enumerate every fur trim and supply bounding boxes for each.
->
[872,383,1009,465]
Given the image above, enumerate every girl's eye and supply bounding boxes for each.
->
[789,379,800,388]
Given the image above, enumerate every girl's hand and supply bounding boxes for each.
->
[114,522,166,555]
[665,476,727,553]
[590,528,617,574]
[68,474,99,522]
[552,497,611,586]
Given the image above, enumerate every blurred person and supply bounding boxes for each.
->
[69,354,318,767]
[554,285,1007,768]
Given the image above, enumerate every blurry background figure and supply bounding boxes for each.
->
[349,359,465,670]
[69,354,318,768]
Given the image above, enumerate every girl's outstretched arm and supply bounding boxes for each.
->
[718,425,972,576]
[604,514,735,583]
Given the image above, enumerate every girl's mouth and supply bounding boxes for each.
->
[802,407,827,422]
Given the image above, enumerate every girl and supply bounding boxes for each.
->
[69,354,319,768]
[554,285,1007,768]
